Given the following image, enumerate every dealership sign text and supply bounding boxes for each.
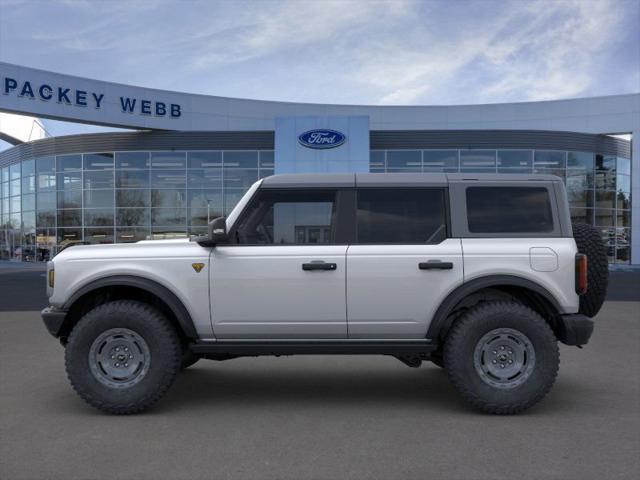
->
[2,76,182,118]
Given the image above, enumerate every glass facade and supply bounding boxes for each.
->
[0,147,631,264]
[370,149,632,264]
[1,150,274,261]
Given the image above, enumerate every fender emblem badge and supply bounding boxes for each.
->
[192,263,205,273]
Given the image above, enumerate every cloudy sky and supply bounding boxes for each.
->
[0,0,638,140]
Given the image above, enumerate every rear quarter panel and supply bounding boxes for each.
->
[462,238,580,313]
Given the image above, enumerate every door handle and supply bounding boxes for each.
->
[419,260,453,270]
[302,261,337,271]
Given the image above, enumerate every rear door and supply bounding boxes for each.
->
[346,188,463,338]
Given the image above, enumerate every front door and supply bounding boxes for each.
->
[210,188,348,339]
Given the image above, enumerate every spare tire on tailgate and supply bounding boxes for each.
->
[572,223,608,317]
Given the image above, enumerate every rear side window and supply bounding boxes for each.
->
[356,188,447,244]
[466,187,553,233]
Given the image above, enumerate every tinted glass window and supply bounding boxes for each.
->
[151,170,186,189]
[224,151,258,168]
[567,151,594,170]
[36,157,55,174]
[116,152,149,169]
[150,152,186,169]
[187,168,222,188]
[460,150,496,171]
[84,190,114,209]
[57,155,82,171]
[370,151,385,169]
[259,151,274,168]
[423,150,458,172]
[84,170,114,189]
[534,151,566,169]
[224,169,259,189]
[235,190,336,245]
[187,151,222,169]
[22,159,35,176]
[386,151,421,170]
[117,170,149,188]
[466,187,553,233]
[83,153,114,170]
[356,189,447,244]
[497,150,532,170]
[57,171,82,190]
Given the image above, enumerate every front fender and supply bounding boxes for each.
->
[61,274,198,339]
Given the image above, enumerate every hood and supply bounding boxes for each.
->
[53,237,204,262]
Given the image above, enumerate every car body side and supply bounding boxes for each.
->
[46,174,580,343]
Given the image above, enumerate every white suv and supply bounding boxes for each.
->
[42,173,608,414]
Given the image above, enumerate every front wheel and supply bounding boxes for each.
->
[65,300,182,414]
[443,301,559,414]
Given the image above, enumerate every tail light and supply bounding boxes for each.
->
[575,253,587,295]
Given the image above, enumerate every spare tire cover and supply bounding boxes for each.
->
[572,223,609,317]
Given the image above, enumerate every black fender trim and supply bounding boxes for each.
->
[426,275,563,341]
[556,314,594,346]
[41,306,68,338]
[63,275,198,339]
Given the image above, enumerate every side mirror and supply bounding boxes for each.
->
[209,216,228,244]
[194,216,228,246]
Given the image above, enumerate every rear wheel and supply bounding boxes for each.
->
[65,300,182,414]
[443,301,559,414]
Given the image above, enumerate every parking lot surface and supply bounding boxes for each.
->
[0,299,638,480]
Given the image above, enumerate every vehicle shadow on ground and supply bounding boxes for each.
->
[46,361,596,417]
[158,363,466,411]
[157,368,594,417]
[153,362,577,415]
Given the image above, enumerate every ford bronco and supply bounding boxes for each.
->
[42,173,608,414]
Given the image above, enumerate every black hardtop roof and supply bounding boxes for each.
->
[260,172,562,188]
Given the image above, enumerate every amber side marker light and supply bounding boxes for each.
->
[48,269,55,288]
[575,254,588,295]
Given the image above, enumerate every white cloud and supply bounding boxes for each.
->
[474,0,625,102]
[0,0,637,105]
[350,0,631,104]
[186,0,412,71]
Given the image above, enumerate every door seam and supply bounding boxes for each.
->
[345,244,350,338]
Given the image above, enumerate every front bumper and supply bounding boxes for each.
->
[556,314,594,346]
[41,307,68,338]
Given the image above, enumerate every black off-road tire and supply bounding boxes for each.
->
[65,300,182,414]
[180,349,200,370]
[572,223,608,317]
[443,301,559,414]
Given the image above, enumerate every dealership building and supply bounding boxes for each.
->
[0,62,638,264]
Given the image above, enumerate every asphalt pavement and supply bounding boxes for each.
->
[0,263,639,479]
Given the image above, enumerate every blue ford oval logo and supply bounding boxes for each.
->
[298,129,346,149]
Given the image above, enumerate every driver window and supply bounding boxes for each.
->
[234,190,337,245]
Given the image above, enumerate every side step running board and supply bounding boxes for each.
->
[190,340,437,357]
